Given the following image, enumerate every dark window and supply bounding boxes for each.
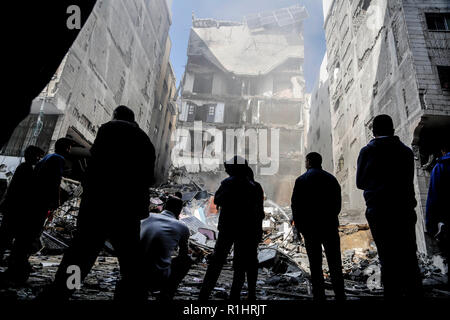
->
[228,78,242,96]
[437,66,450,90]
[193,73,213,94]
[224,104,241,124]
[425,13,450,31]
[163,80,168,97]
[194,105,208,121]
[357,0,371,11]
[187,103,196,122]
[206,104,216,123]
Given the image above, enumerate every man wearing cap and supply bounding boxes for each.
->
[140,195,191,300]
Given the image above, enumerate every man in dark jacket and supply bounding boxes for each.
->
[426,141,450,287]
[5,139,72,283]
[46,105,155,301]
[0,146,44,263]
[357,114,422,298]
[291,152,345,301]
[199,156,262,301]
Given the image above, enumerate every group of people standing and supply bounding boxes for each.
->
[0,139,72,283]
[291,114,448,301]
[0,109,448,301]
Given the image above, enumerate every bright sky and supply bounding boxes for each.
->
[168,0,326,93]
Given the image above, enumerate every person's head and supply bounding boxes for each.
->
[174,191,183,199]
[113,105,135,123]
[246,166,255,181]
[305,152,322,169]
[54,138,73,157]
[24,145,44,165]
[372,114,394,137]
[224,155,248,177]
[165,195,184,218]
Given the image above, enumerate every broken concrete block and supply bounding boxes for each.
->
[190,232,207,245]
[432,255,448,275]
[262,219,274,231]
[258,248,278,265]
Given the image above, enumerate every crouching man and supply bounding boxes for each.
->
[140,195,192,300]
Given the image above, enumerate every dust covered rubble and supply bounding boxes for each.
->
[1,179,448,300]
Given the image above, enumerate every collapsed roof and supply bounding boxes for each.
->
[188,5,308,76]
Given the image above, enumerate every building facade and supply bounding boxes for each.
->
[305,55,333,173]
[322,0,450,252]
[174,6,309,205]
[1,0,176,183]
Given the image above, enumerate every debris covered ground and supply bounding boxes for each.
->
[0,177,449,300]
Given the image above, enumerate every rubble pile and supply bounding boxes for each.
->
[2,175,443,300]
[42,197,80,252]
[419,253,449,289]
[41,179,82,253]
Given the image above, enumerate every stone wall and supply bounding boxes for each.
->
[49,0,172,146]
[305,55,333,173]
[322,0,450,252]
[2,0,175,181]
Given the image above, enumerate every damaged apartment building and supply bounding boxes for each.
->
[0,0,177,184]
[175,5,309,205]
[308,0,450,253]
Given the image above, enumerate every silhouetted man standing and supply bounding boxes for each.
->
[426,140,450,288]
[0,146,44,263]
[357,114,422,298]
[141,195,191,300]
[46,105,155,300]
[5,139,72,283]
[199,156,262,301]
[291,152,345,301]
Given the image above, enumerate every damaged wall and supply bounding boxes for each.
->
[1,0,176,180]
[305,55,333,173]
[323,0,450,253]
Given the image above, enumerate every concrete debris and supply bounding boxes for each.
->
[1,181,447,301]
[190,232,207,246]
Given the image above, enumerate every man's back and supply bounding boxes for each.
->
[214,176,259,234]
[357,136,416,212]
[140,211,189,277]
[0,162,34,213]
[291,168,341,232]
[86,120,155,218]
[34,153,66,209]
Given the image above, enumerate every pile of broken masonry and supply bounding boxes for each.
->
[0,177,449,300]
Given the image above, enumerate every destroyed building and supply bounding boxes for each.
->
[0,0,177,183]
[174,5,309,205]
[314,0,450,252]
